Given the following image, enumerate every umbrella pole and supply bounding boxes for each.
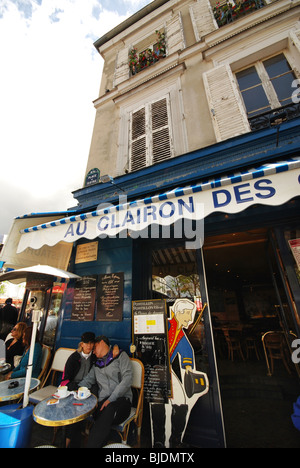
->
[23,310,42,408]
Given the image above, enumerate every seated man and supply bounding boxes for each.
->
[78,335,133,448]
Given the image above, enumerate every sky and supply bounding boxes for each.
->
[0,0,151,235]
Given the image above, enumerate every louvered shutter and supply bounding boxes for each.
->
[129,97,173,172]
[151,98,172,164]
[190,0,218,41]
[114,47,129,87]
[203,64,251,142]
[130,107,147,172]
[166,13,185,55]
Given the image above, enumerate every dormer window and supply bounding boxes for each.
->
[129,31,166,76]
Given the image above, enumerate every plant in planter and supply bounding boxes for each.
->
[129,30,166,75]
[213,0,265,27]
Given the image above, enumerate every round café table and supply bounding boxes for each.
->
[33,393,98,448]
[0,377,40,402]
[33,392,98,427]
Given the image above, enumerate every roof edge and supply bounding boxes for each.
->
[93,0,170,50]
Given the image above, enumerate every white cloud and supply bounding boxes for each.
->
[0,0,151,234]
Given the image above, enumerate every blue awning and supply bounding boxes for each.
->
[17,157,300,252]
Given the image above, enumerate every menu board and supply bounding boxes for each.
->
[132,300,172,404]
[97,273,124,321]
[71,276,97,321]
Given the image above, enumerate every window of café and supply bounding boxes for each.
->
[21,283,65,348]
[203,227,300,447]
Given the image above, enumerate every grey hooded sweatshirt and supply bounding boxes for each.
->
[78,349,133,403]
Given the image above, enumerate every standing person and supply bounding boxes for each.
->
[5,326,42,380]
[77,335,133,448]
[0,298,18,340]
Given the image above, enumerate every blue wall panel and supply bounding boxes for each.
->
[55,237,133,352]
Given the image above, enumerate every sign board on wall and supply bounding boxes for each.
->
[71,276,97,321]
[75,242,98,264]
[132,299,172,404]
[96,273,124,321]
[70,273,125,322]
[85,168,100,187]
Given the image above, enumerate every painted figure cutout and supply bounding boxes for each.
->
[150,298,209,448]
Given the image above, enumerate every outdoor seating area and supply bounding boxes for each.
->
[0,347,145,448]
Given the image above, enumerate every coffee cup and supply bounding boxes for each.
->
[56,386,68,398]
[78,387,89,399]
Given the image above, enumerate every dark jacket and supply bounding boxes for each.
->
[5,338,25,368]
[61,350,95,390]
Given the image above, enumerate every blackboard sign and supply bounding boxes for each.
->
[97,272,124,321]
[132,300,172,404]
[71,276,97,321]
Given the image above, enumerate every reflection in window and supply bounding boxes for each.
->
[152,246,207,360]
[236,53,297,117]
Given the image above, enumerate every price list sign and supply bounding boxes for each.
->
[71,276,97,321]
[132,300,172,404]
[97,273,124,321]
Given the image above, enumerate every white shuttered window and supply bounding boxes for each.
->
[129,96,173,172]
[203,64,250,142]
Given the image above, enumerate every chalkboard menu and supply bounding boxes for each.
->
[71,276,97,321]
[132,300,172,404]
[97,273,124,321]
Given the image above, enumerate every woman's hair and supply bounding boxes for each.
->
[14,322,27,341]
[23,326,40,348]
[78,331,95,353]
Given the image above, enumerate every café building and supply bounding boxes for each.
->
[1,0,300,448]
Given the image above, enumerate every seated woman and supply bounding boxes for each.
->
[61,331,120,391]
[61,332,97,391]
[5,326,42,380]
[63,331,119,448]
[5,322,27,369]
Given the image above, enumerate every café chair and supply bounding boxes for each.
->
[16,344,52,405]
[38,345,52,386]
[29,347,76,404]
[263,331,291,376]
[112,358,144,447]
[222,328,245,361]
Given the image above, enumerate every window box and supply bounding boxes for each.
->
[213,0,265,27]
[129,31,166,76]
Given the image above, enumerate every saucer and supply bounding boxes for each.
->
[74,391,91,401]
[53,390,70,399]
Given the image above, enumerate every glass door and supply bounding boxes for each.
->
[150,243,226,448]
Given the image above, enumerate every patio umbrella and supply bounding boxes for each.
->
[0,265,80,407]
[0,264,80,284]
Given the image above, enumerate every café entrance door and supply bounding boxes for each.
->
[203,227,300,447]
[150,241,226,448]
